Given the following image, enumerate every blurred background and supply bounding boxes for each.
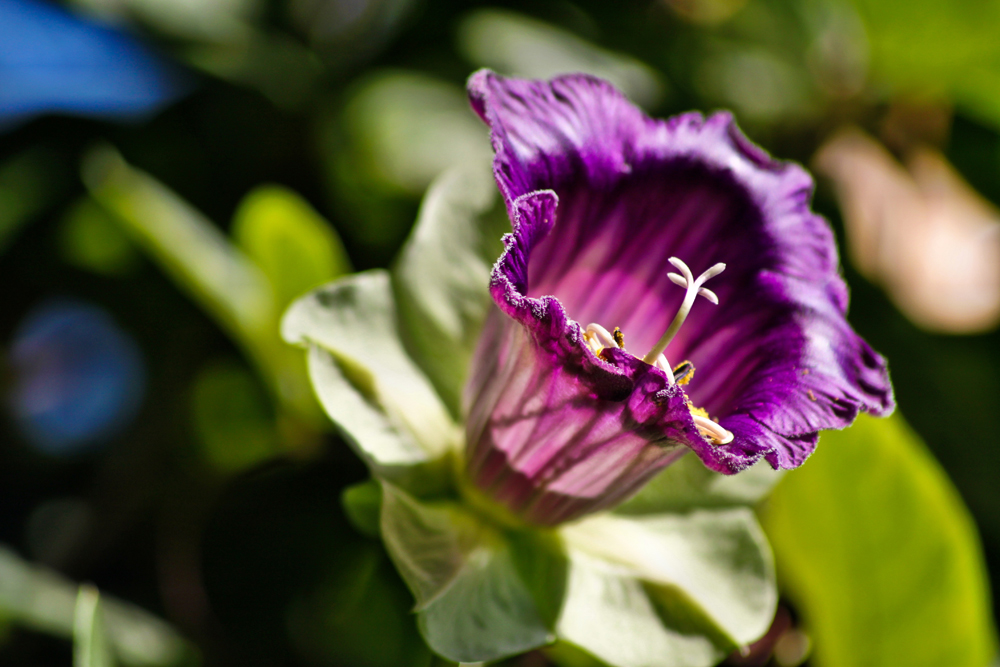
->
[1,0,999,665]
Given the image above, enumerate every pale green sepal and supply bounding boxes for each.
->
[74,585,114,667]
[283,270,460,465]
[391,165,506,416]
[418,543,554,664]
[379,483,552,663]
[762,413,997,667]
[507,529,568,630]
[305,344,428,468]
[379,481,476,610]
[558,509,776,667]
[615,453,785,515]
[556,548,719,667]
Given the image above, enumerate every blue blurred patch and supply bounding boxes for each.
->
[0,0,190,128]
[8,299,146,455]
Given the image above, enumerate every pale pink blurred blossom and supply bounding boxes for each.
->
[815,128,1000,334]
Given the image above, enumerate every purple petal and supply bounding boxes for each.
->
[464,71,893,520]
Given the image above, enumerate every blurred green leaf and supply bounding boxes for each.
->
[74,586,114,667]
[0,546,192,666]
[187,35,322,110]
[342,479,383,539]
[282,270,459,478]
[849,0,1000,126]
[615,454,784,515]
[457,8,666,109]
[59,197,140,276]
[70,0,259,42]
[339,71,492,197]
[82,146,321,428]
[232,185,351,311]
[191,361,280,472]
[762,413,997,667]
[83,146,276,348]
[558,509,776,666]
[0,147,65,254]
[286,542,433,667]
[391,165,505,417]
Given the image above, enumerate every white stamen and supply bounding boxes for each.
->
[642,258,726,365]
[692,414,734,445]
[584,322,617,355]
[653,352,672,379]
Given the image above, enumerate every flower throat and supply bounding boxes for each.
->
[582,257,734,445]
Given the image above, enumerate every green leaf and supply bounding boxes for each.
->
[761,413,997,667]
[74,586,114,667]
[232,185,351,311]
[379,483,552,663]
[457,9,666,109]
[507,529,569,630]
[391,166,506,417]
[283,270,460,471]
[0,546,192,665]
[615,454,784,515]
[557,509,776,667]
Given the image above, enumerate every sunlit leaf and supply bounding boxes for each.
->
[762,413,997,667]
[82,146,321,426]
[848,0,1000,127]
[83,146,275,346]
[232,185,351,310]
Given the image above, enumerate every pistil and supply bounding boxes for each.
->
[641,257,725,366]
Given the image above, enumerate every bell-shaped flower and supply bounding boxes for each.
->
[282,71,893,667]
[464,71,893,526]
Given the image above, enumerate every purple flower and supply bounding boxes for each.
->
[463,71,894,526]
